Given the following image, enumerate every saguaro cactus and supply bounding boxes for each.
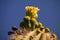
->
[8,6,57,40]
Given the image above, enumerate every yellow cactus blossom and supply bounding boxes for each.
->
[25,6,40,14]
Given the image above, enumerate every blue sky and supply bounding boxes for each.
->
[0,0,60,40]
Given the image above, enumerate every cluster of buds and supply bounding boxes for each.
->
[8,6,57,40]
